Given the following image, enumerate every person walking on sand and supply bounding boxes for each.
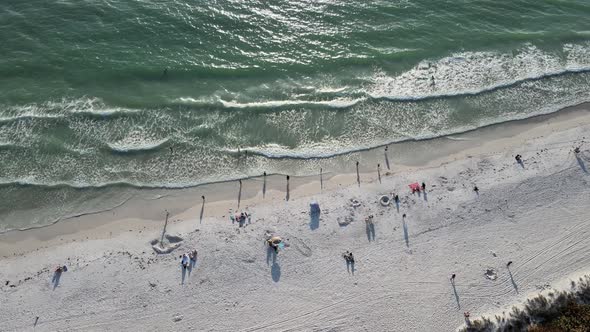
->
[343,251,354,263]
[451,274,456,282]
[506,261,512,267]
[421,182,426,191]
[180,253,189,269]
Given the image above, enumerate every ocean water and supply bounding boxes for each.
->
[1,0,590,231]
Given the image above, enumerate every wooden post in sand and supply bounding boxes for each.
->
[238,179,242,208]
[160,210,169,245]
[356,161,360,187]
[286,175,290,201]
[263,172,267,198]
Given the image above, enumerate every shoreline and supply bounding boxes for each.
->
[1,102,589,255]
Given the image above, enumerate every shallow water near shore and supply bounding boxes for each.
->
[1,0,590,230]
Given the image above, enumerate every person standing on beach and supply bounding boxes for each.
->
[450,274,456,282]
[180,254,189,269]
[421,182,426,191]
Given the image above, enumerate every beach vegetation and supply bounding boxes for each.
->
[461,275,590,332]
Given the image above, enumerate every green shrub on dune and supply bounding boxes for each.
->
[462,275,590,332]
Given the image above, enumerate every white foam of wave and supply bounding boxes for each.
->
[107,129,169,153]
[175,95,364,109]
[314,86,348,93]
[58,97,140,116]
[368,43,590,100]
[0,141,13,148]
[1,97,140,121]
[107,138,169,153]
[174,97,216,105]
[238,97,590,160]
[0,112,63,122]
[219,97,365,109]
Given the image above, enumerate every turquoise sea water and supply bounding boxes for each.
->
[1,0,590,231]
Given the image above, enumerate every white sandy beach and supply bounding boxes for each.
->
[1,107,590,331]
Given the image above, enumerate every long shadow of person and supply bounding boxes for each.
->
[188,259,196,277]
[345,258,355,275]
[508,267,519,293]
[52,270,62,290]
[271,262,281,282]
[423,191,428,202]
[402,220,409,247]
[266,245,277,266]
[181,265,187,284]
[451,279,460,309]
[575,154,588,174]
[310,209,320,230]
[366,223,375,241]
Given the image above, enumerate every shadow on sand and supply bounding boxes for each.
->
[508,267,519,293]
[366,223,375,242]
[451,280,460,309]
[271,262,281,282]
[576,154,588,174]
[310,209,320,231]
[402,220,409,247]
[181,265,187,284]
[51,271,62,290]
[346,260,355,275]
[266,245,277,266]
[188,258,197,277]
